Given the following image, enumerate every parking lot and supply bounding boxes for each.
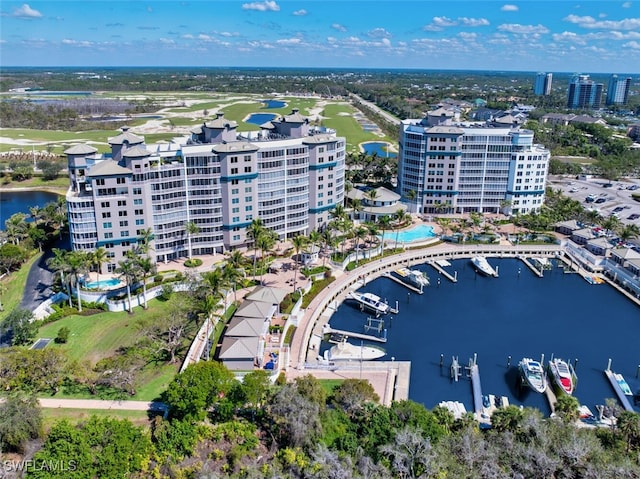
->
[547,175,640,226]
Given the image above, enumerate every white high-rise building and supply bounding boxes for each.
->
[65,110,345,272]
[397,111,550,215]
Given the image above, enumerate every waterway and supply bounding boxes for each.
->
[325,258,640,415]
[0,190,60,229]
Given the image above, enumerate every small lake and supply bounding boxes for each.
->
[325,258,640,415]
[0,190,61,229]
[362,142,397,158]
[246,113,277,126]
[262,99,286,109]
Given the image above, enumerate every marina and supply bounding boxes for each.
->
[427,260,458,283]
[324,258,640,415]
[519,256,544,278]
[383,269,425,294]
[323,323,387,343]
[604,360,635,412]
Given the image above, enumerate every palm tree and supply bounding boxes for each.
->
[601,215,621,237]
[92,247,108,286]
[29,206,42,225]
[330,204,347,222]
[4,213,29,245]
[116,254,139,313]
[185,221,199,260]
[222,262,244,303]
[47,248,73,307]
[257,229,278,285]
[618,223,640,242]
[365,222,379,259]
[67,250,91,313]
[136,227,155,254]
[200,267,228,313]
[247,218,265,279]
[353,226,368,266]
[226,249,245,271]
[378,215,392,252]
[136,255,155,309]
[365,188,379,223]
[350,198,363,221]
[308,230,322,258]
[291,234,308,293]
[406,189,418,214]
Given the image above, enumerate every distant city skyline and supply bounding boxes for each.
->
[1,1,639,73]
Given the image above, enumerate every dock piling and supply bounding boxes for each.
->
[637,365,639,379]
[574,358,578,371]
[507,355,511,368]
[440,354,444,367]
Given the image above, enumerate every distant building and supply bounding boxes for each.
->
[534,72,552,96]
[567,74,603,109]
[397,111,550,216]
[606,74,631,106]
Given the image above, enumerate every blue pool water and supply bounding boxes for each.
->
[262,99,286,108]
[326,258,640,415]
[362,142,397,158]
[388,224,436,243]
[84,278,122,289]
[246,113,277,125]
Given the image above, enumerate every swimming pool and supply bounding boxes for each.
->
[387,224,436,243]
[84,278,123,289]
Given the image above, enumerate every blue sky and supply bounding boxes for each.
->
[1,1,639,72]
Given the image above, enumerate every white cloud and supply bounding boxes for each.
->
[332,23,347,32]
[61,39,93,47]
[218,31,240,37]
[159,38,174,44]
[198,34,213,42]
[242,1,280,12]
[292,9,307,16]
[381,38,391,47]
[458,32,478,40]
[622,2,632,7]
[276,37,302,45]
[497,23,550,34]
[563,14,640,30]
[181,34,194,39]
[367,28,392,39]
[423,16,489,31]
[551,31,587,45]
[12,4,42,18]
[501,4,519,12]
[623,40,640,48]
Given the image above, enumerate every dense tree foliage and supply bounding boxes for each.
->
[0,395,42,453]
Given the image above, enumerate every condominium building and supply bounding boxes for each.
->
[65,110,345,272]
[606,74,631,106]
[397,111,550,216]
[533,72,552,96]
[567,74,603,109]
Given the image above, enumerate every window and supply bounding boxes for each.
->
[233,216,240,223]
[119,220,128,227]
[120,231,129,237]
[116,177,126,184]
[102,212,111,218]
[245,205,252,211]
[231,168,238,174]
[96,179,105,186]
[231,179,238,185]
[104,232,113,239]
[245,214,253,221]
[232,207,239,213]
[232,198,239,204]
[233,235,240,241]
[133,188,142,195]
[134,199,143,205]
[117,200,127,207]
[118,211,127,217]
[231,188,239,195]
[230,157,238,164]
[245,196,252,202]
[135,209,143,215]
[244,166,252,173]
[244,155,251,162]
[100,202,110,208]
[135,219,144,225]
[245,187,252,193]
[103,222,112,229]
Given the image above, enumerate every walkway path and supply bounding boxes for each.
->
[0,397,168,413]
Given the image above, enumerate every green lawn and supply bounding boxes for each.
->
[320,102,393,152]
[0,176,68,191]
[0,253,42,322]
[320,379,344,394]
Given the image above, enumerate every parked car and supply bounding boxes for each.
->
[627,213,640,220]
[613,206,625,213]
[595,197,606,204]
[627,185,639,191]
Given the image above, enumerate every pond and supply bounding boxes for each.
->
[262,99,286,109]
[246,113,277,126]
[362,142,397,158]
[0,190,61,229]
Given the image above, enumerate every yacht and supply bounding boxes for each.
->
[470,256,498,277]
[348,291,390,314]
[395,267,430,288]
[519,357,547,393]
[548,358,575,395]
[323,338,386,361]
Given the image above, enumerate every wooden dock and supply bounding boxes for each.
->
[383,272,424,294]
[323,324,387,343]
[604,369,635,412]
[520,256,543,278]
[544,385,557,413]
[468,363,487,423]
[428,261,458,283]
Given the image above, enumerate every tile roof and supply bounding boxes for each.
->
[64,144,98,155]
[87,160,132,177]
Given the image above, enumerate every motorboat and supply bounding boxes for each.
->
[548,358,575,395]
[470,256,498,277]
[348,291,390,314]
[519,357,547,393]
[323,338,385,361]
[614,373,633,396]
[395,267,430,287]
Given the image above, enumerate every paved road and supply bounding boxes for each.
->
[350,93,401,126]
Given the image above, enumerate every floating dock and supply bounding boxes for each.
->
[519,256,543,278]
[604,368,635,412]
[468,359,489,424]
[544,385,557,414]
[323,324,387,343]
[428,260,458,283]
[383,272,424,294]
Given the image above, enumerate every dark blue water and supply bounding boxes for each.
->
[246,113,277,125]
[262,99,285,109]
[362,142,397,158]
[0,190,60,229]
[326,258,640,415]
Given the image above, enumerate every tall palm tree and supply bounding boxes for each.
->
[350,198,363,222]
[257,229,278,285]
[222,262,244,303]
[67,250,91,313]
[47,248,73,307]
[92,247,108,285]
[116,254,139,313]
[618,223,640,242]
[308,230,322,257]
[247,218,265,279]
[185,221,199,260]
[365,188,379,223]
[226,249,245,271]
[291,234,308,293]
[353,226,368,266]
[601,216,621,237]
[136,255,155,309]
[4,213,29,245]
[406,189,418,214]
[330,204,346,222]
[393,208,406,246]
[200,267,228,313]
[365,223,379,259]
[378,215,392,252]
[29,206,42,226]
[137,227,155,254]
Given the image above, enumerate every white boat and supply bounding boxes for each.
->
[324,338,385,361]
[548,358,575,395]
[470,256,498,277]
[614,373,633,396]
[348,291,390,314]
[395,267,430,287]
[519,357,547,393]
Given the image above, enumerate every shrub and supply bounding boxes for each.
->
[154,274,163,283]
[55,326,70,344]
[184,258,203,268]
[159,284,174,301]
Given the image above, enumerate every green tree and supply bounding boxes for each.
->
[331,378,380,416]
[291,234,308,293]
[164,361,236,422]
[0,243,29,274]
[1,307,37,346]
[0,395,42,453]
[247,218,265,279]
[116,253,140,313]
[184,220,199,260]
[554,394,580,424]
[55,326,70,344]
